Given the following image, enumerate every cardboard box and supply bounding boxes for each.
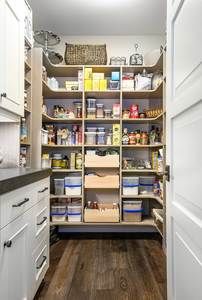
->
[99,79,107,91]
[92,79,100,91]
[85,79,93,91]
[84,68,92,79]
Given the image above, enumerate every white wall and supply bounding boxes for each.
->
[54,35,165,64]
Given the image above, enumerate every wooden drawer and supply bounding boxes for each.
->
[85,175,119,189]
[36,178,50,203]
[85,154,119,168]
[84,204,119,223]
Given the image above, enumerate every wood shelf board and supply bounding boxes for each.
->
[84,90,120,99]
[20,141,31,146]
[121,194,163,205]
[52,169,82,173]
[50,194,82,199]
[122,144,164,148]
[42,144,82,148]
[42,114,82,123]
[84,144,120,148]
[43,81,83,99]
[122,113,163,123]
[122,83,163,99]
[84,118,120,124]
[121,169,158,173]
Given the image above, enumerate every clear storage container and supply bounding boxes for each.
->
[96,103,104,118]
[51,204,67,222]
[85,132,96,145]
[139,176,155,195]
[123,200,142,222]
[104,109,112,118]
[86,108,96,119]
[86,98,96,108]
[54,178,64,195]
[86,127,97,132]
[65,176,82,196]
[97,132,105,145]
[122,177,139,196]
[67,204,82,222]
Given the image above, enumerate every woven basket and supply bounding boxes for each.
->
[64,43,107,65]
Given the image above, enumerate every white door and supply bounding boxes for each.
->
[0,216,29,300]
[167,0,202,299]
[0,0,24,117]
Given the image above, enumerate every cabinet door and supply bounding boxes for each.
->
[0,0,24,117]
[0,214,29,300]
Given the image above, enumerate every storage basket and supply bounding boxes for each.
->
[122,177,139,196]
[65,176,82,196]
[65,43,107,65]
[139,176,155,195]
[84,203,119,223]
[122,200,142,222]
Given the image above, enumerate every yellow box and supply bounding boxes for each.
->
[92,79,100,91]
[84,68,92,79]
[100,79,107,91]
[85,79,93,91]
[92,73,104,80]
[112,124,120,145]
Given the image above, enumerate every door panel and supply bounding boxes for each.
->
[167,0,202,299]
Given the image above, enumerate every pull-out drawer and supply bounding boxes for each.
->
[36,178,50,203]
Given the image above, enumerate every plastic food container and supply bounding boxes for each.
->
[67,204,82,222]
[51,204,67,222]
[139,176,155,195]
[97,127,105,132]
[86,98,96,108]
[85,132,96,145]
[54,178,64,195]
[96,103,104,118]
[122,177,139,195]
[86,108,96,119]
[86,127,97,132]
[123,200,142,222]
[97,132,105,145]
[41,129,48,145]
[65,176,82,196]
[104,109,112,118]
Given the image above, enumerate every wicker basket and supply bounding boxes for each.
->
[64,43,107,65]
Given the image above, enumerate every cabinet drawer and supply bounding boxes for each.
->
[36,178,50,203]
[31,237,49,298]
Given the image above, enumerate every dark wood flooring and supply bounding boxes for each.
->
[35,235,166,300]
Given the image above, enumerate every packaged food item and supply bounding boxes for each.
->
[87,108,96,119]
[96,103,104,118]
[20,118,28,142]
[130,104,139,119]
[85,79,92,91]
[100,79,107,91]
[122,109,130,119]
[75,152,82,169]
[104,109,112,118]
[129,132,136,145]
[112,124,120,145]
[122,128,129,145]
[73,101,82,118]
[135,130,141,145]
[111,71,120,81]
[141,132,148,145]
[20,147,27,167]
[84,68,92,79]
[92,79,100,91]
[106,129,113,145]
[52,153,62,169]
[70,152,76,169]
[113,103,120,118]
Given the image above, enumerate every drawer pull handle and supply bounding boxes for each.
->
[12,198,29,207]
[37,255,47,270]
[38,187,48,193]
[1,93,7,98]
[4,240,12,248]
[37,216,47,226]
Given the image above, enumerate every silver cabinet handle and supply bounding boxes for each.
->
[37,216,47,226]
[1,93,7,98]
[12,198,29,207]
[38,187,48,193]
[4,241,12,248]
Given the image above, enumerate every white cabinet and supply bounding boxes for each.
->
[0,0,24,117]
[0,177,50,300]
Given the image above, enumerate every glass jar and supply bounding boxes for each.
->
[141,132,148,145]
[129,132,136,145]
[97,132,105,145]
[86,98,96,109]
[73,101,82,118]
[104,109,112,119]
[75,152,82,169]
[122,109,130,119]
[86,108,96,119]
[52,154,62,169]
[96,103,104,118]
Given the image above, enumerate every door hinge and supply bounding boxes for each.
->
[165,165,170,182]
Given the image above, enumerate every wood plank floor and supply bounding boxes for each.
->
[35,236,166,300]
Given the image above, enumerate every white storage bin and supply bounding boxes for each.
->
[65,177,82,196]
[122,177,139,196]
[139,176,155,195]
[67,204,82,222]
[123,200,142,222]
[51,205,67,222]
[54,179,64,195]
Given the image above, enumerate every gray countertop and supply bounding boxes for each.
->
[0,168,52,195]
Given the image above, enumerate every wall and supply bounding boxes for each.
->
[0,123,20,168]
[54,35,165,64]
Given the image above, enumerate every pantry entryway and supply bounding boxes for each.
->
[35,235,166,300]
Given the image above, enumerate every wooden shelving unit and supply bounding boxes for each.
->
[20,37,32,167]
[32,48,165,235]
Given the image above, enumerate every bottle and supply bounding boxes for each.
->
[122,128,129,145]
[20,118,28,142]
[136,130,141,145]
[149,126,156,145]
[106,129,113,145]
[75,151,82,169]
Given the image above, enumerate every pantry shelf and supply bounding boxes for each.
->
[121,217,155,226]
[50,194,83,199]
[122,82,163,99]
[42,144,82,148]
[84,144,120,148]
[84,90,120,99]
[121,194,163,206]
[42,114,82,123]
[122,144,164,148]
[42,80,83,99]
[84,118,120,124]
[52,169,82,173]
[122,113,163,123]
[121,169,159,174]
[20,141,31,146]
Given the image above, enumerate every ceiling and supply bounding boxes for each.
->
[29,0,166,36]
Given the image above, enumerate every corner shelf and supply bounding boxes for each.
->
[42,113,82,123]
[52,169,82,173]
[122,82,163,99]
[42,81,82,99]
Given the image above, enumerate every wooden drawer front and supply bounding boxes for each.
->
[0,183,36,229]
[84,207,119,223]
[36,178,50,203]
[31,237,49,298]
[33,197,49,248]
[85,175,119,189]
[85,154,119,168]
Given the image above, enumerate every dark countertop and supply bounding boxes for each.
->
[0,168,52,195]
